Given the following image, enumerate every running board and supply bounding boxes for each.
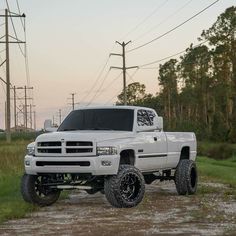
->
[55,185,92,190]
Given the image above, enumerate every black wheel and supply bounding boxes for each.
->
[21,174,61,206]
[175,159,198,195]
[104,165,145,208]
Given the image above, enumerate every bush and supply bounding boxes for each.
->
[198,142,235,160]
[207,144,234,160]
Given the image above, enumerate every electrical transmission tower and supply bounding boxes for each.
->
[0,9,26,142]
[110,41,138,105]
[13,86,34,131]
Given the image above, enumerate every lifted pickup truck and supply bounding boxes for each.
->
[21,106,197,208]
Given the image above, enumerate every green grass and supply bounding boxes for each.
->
[0,132,42,142]
[0,140,37,223]
[197,156,236,188]
[0,175,37,223]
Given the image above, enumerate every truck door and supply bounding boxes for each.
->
[135,109,168,172]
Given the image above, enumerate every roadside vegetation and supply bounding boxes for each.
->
[198,157,236,188]
[0,140,37,223]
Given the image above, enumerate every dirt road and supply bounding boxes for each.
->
[0,181,236,236]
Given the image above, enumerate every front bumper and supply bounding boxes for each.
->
[24,154,120,176]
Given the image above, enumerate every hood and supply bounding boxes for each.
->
[36,131,135,143]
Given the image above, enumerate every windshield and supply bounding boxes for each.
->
[58,109,134,132]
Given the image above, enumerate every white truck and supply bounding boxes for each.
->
[21,106,197,208]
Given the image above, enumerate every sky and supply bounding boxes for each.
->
[0,0,235,129]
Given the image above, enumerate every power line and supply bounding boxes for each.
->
[101,72,122,92]
[5,0,25,57]
[12,0,30,87]
[86,69,111,106]
[79,42,119,104]
[120,0,169,40]
[126,68,139,83]
[23,17,31,87]
[105,69,139,105]
[16,0,24,30]
[127,0,220,53]
[94,72,122,101]
[80,55,111,104]
[133,0,194,43]
[6,0,30,87]
[138,40,209,68]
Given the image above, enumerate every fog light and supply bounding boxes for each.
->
[25,160,30,166]
[101,160,112,166]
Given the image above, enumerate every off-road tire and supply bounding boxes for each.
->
[175,159,198,195]
[104,164,145,208]
[21,174,61,206]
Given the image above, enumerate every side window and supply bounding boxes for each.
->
[146,110,156,126]
[137,110,151,126]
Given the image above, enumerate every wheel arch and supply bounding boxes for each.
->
[119,149,136,166]
[180,146,190,160]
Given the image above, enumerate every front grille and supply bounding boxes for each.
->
[38,142,61,147]
[36,161,90,166]
[66,148,93,153]
[36,140,95,156]
[66,141,92,146]
[37,148,61,154]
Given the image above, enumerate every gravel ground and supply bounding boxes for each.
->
[0,181,236,236]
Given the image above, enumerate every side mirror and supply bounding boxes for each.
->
[156,116,163,131]
[44,119,57,132]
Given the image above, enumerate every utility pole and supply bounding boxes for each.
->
[71,93,75,110]
[29,104,36,130]
[13,86,16,131]
[24,85,27,129]
[110,41,138,105]
[5,9,11,141]
[68,93,79,111]
[0,9,26,142]
[33,111,36,130]
[59,109,62,125]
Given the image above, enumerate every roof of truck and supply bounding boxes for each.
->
[74,105,154,111]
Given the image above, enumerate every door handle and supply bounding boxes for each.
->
[154,137,157,141]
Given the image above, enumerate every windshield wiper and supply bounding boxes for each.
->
[88,127,114,131]
[60,128,77,131]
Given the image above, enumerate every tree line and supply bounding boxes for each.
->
[117,6,236,142]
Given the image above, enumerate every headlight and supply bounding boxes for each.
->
[27,146,35,156]
[97,147,117,156]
